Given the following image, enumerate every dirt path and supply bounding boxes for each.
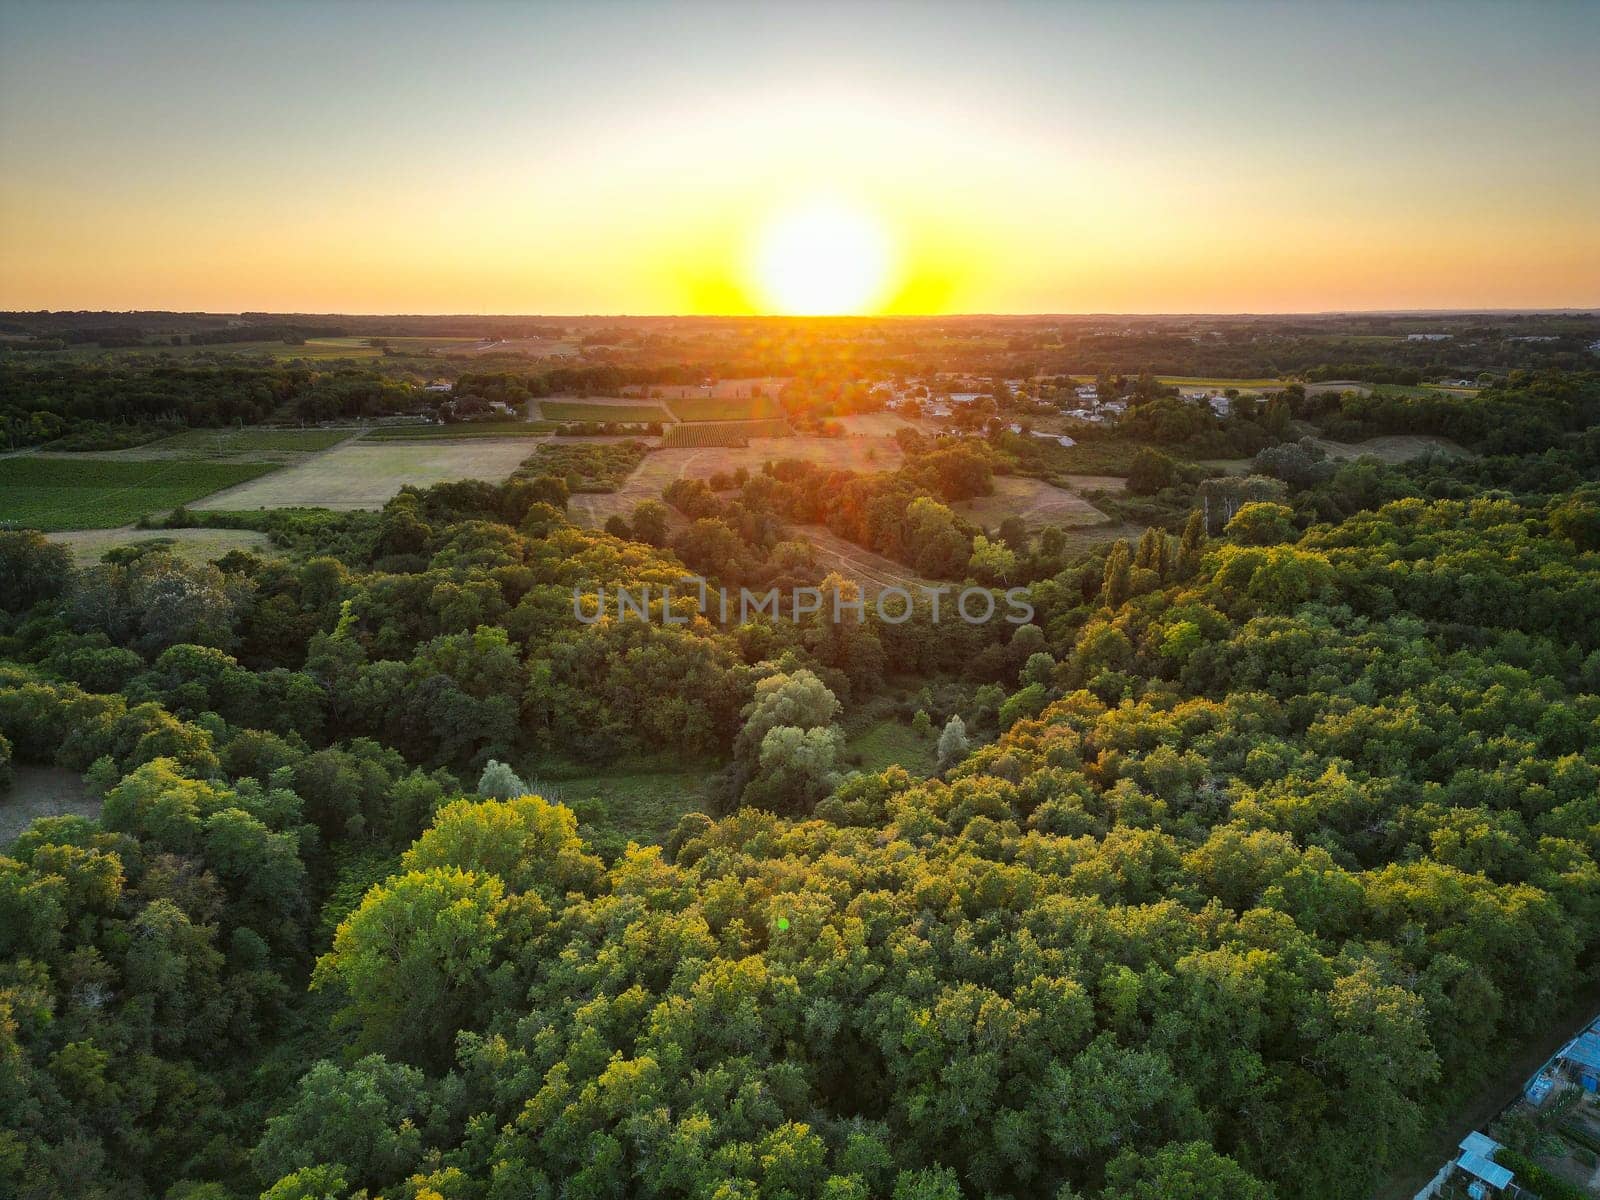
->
[798,525,935,597]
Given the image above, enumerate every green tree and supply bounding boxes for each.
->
[312,867,506,1067]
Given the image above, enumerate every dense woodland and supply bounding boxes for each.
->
[2,340,1600,1198]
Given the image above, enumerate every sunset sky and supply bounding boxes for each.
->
[1,0,1596,315]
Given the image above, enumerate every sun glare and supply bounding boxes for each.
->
[753,199,892,316]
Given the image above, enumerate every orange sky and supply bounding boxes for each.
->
[2,2,1596,314]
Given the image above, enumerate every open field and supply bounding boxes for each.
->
[1,767,101,846]
[191,439,533,511]
[666,395,784,422]
[141,428,355,457]
[953,475,1111,532]
[566,436,904,528]
[523,764,711,861]
[539,400,672,423]
[47,527,273,563]
[835,413,928,437]
[362,422,555,440]
[638,377,788,401]
[0,457,282,531]
[1157,375,1285,389]
[843,719,938,776]
[799,525,935,597]
[1310,434,1471,462]
[660,420,791,447]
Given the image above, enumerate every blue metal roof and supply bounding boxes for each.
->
[1565,1032,1600,1073]
[1456,1132,1514,1190]
[1457,1151,1513,1189]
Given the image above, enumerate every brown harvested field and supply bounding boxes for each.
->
[2,766,101,845]
[566,436,904,529]
[1310,434,1470,462]
[192,439,538,511]
[48,527,273,563]
[798,525,935,597]
[953,475,1111,532]
[834,413,931,437]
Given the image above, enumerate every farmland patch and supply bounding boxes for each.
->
[191,440,533,511]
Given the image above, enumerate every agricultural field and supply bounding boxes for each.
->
[640,377,788,401]
[538,400,672,423]
[953,475,1111,532]
[141,428,355,457]
[46,527,273,564]
[565,435,904,529]
[0,456,282,531]
[665,394,783,422]
[660,419,790,448]
[363,422,555,440]
[834,413,928,437]
[190,439,532,511]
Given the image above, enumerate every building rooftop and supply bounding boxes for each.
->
[1455,1132,1513,1190]
[1562,1031,1600,1073]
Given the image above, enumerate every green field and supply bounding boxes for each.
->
[0,457,280,530]
[540,401,671,423]
[362,421,554,440]
[667,395,783,422]
[843,719,938,776]
[660,419,790,448]
[151,428,354,455]
[527,765,712,861]
[1155,375,1285,389]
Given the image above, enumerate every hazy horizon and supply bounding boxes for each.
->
[3,0,1598,313]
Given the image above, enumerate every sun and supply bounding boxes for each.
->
[752,199,892,316]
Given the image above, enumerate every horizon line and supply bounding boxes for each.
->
[7,306,1600,320]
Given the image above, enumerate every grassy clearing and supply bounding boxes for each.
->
[661,420,790,448]
[842,720,938,776]
[191,441,532,511]
[1310,434,1471,463]
[667,395,783,422]
[0,457,282,531]
[151,428,353,455]
[565,437,903,530]
[1,767,101,846]
[519,441,649,492]
[1156,375,1285,389]
[362,422,554,440]
[540,401,671,423]
[524,765,712,861]
[48,527,273,564]
[954,475,1109,532]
